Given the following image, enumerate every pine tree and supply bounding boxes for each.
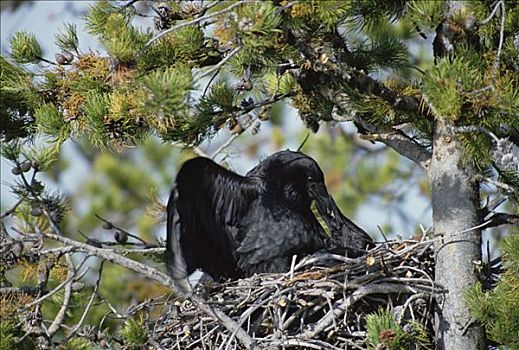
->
[1,1,517,349]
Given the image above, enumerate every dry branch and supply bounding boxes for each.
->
[152,239,442,349]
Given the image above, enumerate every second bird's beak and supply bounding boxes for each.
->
[308,183,344,234]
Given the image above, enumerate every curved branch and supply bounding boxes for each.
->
[48,254,74,336]
[42,232,256,350]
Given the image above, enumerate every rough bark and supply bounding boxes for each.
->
[429,119,485,349]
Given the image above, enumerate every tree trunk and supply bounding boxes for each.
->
[430,119,485,349]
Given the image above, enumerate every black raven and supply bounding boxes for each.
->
[166,150,373,281]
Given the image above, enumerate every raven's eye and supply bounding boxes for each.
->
[307,175,313,181]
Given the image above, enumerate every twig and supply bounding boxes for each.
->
[141,1,243,53]
[494,6,505,69]
[480,0,503,25]
[209,91,295,159]
[42,231,256,349]
[239,92,295,115]
[435,239,481,261]
[121,0,140,9]
[64,261,104,342]
[37,56,57,66]
[26,257,90,307]
[171,141,209,157]
[450,125,499,142]
[200,46,242,79]
[202,65,222,98]
[211,134,240,159]
[0,198,23,219]
[481,0,506,76]
[476,175,516,193]
[48,254,74,336]
[95,213,149,246]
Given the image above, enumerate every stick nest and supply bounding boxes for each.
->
[153,238,442,349]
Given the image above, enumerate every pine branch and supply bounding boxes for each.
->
[141,1,243,54]
[324,91,432,170]
[287,31,432,169]
[290,29,433,120]
[0,198,24,219]
[359,131,431,170]
[95,213,149,246]
[199,45,242,78]
[42,231,256,349]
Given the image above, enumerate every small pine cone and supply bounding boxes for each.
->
[55,51,73,65]
[11,166,22,175]
[114,231,128,244]
[62,50,74,63]
[20,160,32,172]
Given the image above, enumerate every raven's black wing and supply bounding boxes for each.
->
[166,157,259,280]
[235,199,325,275]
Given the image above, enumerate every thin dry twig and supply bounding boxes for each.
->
[48,254,74,336]
[150,238,445,349]
[42,231,256,349]
[64,261,104,342]
[199,46,242,79]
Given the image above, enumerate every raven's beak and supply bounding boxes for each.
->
[308,183,344,234]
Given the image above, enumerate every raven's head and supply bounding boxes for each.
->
[252,150,345,234]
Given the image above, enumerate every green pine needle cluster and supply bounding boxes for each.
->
[120,316,148,348]
[262,71,297,96]
[0,56,40,140]
[366,308,431,350]
[34,103,68,141]
[9,31,42,64]
[466,235,519,347]
[349,36,408,71]
[0,320,35,350]
[55,23,79,52]
[406,1,449,29]
[85,1,152,61]
[58,338,95,350]
[138,26,206,71]
[215,2,282,49]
